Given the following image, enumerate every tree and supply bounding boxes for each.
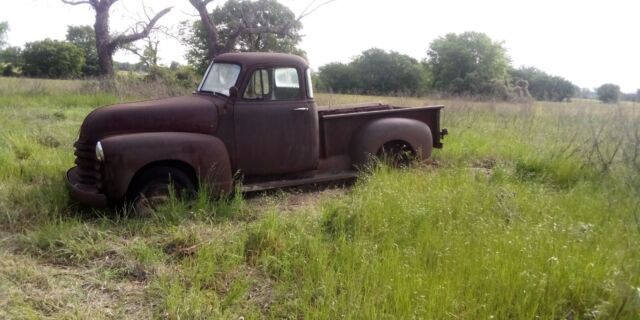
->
[0,46,22,66]
[21,39,85,78]
[351,48,425,95]
[426,32,509,96]
[61,0,172,77]
[510,67,575,102]
[596,83,621,103]
[317,62,356,93]
[185,0,306,73]
[316,48,428,95]
[66,25,100,76]
[0,21,8,49]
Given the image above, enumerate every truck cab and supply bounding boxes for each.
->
[208,53,320,176]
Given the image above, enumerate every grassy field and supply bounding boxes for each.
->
[0,76,639,319]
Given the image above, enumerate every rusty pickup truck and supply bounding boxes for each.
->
[67,52,447,209]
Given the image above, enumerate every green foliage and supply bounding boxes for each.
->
[21,39,85,78]
[352,48,426,95]
[597,83,621,103]
[316,62,354,92]
[0,21,8,49]
[317,48,427,95]
[2,64,14,76]
[0,22,20,75]
[66,25,99,76]
[510,67,576,102]
[316,31,580,101]
[124,63,199,90]
[427,31,510,96]
[0,46,22,66]
[185,0,304,73]
[172,65,200,88]
[113,61,142,72]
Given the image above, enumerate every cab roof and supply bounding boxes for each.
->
[213,52,309,69]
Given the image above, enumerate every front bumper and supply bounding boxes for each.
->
[66,167,108,208]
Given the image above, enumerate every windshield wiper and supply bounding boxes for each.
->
[198,89,228,97]
[198,89,217,95]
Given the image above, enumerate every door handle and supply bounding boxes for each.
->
[293,107,309,112]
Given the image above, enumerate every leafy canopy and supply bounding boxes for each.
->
[66,25,99,76]
[596,83,621,104]
[427,31,509,95]
[21,39,85,78]
[510,67,575,102]
[0,21,8,49]
[317,48,426,95]
[184,0,304,73]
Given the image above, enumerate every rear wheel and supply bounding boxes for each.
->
[127,166,196,215]
[377,141,415,168]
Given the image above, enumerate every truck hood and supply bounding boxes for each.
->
[78,94,221,144]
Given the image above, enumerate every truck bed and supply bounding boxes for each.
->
[317,102,445,161]
[317,102,397,115]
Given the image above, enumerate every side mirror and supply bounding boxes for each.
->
[229,86,239,100]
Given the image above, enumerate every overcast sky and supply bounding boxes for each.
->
[2,0,639,92]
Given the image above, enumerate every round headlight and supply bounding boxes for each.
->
[95,141,104,162]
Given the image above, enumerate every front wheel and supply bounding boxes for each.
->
[126,166,196,215]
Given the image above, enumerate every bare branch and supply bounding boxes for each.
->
[109,6,172,50]
[61,0,93,6]
[180,9,201,18]
[123,45,146,63]
[188,0,219,57]
[123,38,159,68]
[297,0,336,21]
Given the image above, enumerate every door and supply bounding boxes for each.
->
[234,66,319,176]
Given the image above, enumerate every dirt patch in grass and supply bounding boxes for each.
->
[245,183,350,215]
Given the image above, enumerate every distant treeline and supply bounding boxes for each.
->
[315,32,591,102]
[314,32,638,103]
[1,12,637,103]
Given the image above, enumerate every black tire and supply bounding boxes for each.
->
[127,166,196,215]
[377,141,415,168]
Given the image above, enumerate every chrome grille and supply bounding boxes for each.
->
[73,142,100,186]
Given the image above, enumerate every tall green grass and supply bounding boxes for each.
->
[1,76,639,318]
[152,166,639,319]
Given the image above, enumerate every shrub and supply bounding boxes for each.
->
[21,39,85,78]
[596,83,621,103]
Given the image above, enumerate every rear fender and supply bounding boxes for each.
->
[100,132,233,200]
[350,118,433,166]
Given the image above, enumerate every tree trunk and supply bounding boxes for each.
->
[62,0,171,78]
[190,0,219,60]
[94,4,114,77]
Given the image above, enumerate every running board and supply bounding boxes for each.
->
[241,171,358,193]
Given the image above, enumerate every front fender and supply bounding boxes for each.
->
[100,132,233,200]
[350,118,433,166]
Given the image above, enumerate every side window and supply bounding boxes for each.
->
[243,69,270,99]
[274,68,300,100]
[243,67,301,101]
[305,68,314,98]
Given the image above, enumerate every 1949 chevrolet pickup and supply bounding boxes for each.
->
[66,52,447,209]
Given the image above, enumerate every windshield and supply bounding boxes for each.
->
[199,63,241,96]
